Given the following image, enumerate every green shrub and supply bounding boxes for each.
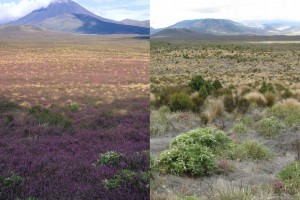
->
[259,81,275,94]
[212,80,223,90]
[223,94,236,113]
[96,151,124,165]
[0,98,19,113]
[189,75,212,93]
[155,85,188,107]
[102,169,136,189]
[199,85,209,99]
[0,173,23,188]
[28,105,72,128]
[228,140,273,161]
[157,128,233,176]
[232,123,248,134]
[277,161,300,195]
[256,117,285,137]
[169,93,195,112]
[69,103,80,112]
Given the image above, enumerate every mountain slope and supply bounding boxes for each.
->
[151,18,300,36]
[10,0,149,35]
[13,0,114,25]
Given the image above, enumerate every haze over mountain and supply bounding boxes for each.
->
[151,18,300,36]
[8,0,149,35]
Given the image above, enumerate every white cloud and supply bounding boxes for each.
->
[151,0,300,28]
[88,7,149,21]
[0,0,59,23]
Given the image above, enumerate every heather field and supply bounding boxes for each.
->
[0,33,149,199]
[150,39,300,199]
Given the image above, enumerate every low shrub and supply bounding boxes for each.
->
[228,140,273,161]
[157,128,233,176]
[0,98,19,113]
[237,98,250,113]
[189,75,212,93]
[223,94,236,113]
[95,151,125,165]
[169,93,195,112]
[256,117,285,137]
[277,161,300,195]
[265,92,276,107]
[231,123,248,134]
[28,105,72,128]
[259,81,275,94]
[269,98,300,126]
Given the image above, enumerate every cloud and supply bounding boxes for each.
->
[191,7,219,14]
[0,0,59,23]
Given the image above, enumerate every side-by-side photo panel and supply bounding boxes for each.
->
[0,0,149,199]
[150,0,300,199]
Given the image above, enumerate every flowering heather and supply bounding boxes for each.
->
[0,98,150,199]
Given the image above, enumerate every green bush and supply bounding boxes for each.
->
[199,85,209,99]
[169,93,195,112]
[259,81,275,94]
[277,161,300,195]
[0,98,19,113]
[256,117,285,137]
[157,128,233,176]
[189,75,212,93]
[228,140,273,161]
[96,151,124,165]
[212,80,223,90]
[0,173,23,188]
[28,105,72,128]
[231,123,248,134]
[102,169,136,189]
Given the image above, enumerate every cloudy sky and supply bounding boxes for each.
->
[151,0,300,28]
[0,0,149,23]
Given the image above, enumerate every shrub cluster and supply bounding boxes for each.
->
[157,128,232,176]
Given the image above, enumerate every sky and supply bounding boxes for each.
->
[0,0,149,23]
[151,0,300,28]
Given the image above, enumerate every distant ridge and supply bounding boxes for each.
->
[151,18,300,36]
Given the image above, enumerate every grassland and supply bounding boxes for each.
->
[0,31,149,199]
[150,38,300,199]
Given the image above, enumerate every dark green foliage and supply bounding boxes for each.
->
[212,80,223,90]
[169,93,195,111]
[189,75,212,93]
[0,98,19,113]
[155,85,188,107]
[0,173,23,188]
[237,98,250,113]
[259,81,275,94]
[28,105,72,128]
[158,128,233,176]
[223,94,236,113]
[199,85,209,98]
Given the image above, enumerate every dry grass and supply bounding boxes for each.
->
[202,99,224,123]
[244,91,267,107]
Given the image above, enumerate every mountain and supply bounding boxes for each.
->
[120,19,150,28]
[151,18,300,36]
[10,0,149,35]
